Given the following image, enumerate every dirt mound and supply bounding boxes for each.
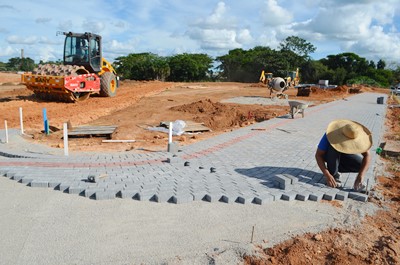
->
[311,85,347,94]
[170,99,288,131]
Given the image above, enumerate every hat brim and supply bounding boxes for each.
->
[326,120,372,154]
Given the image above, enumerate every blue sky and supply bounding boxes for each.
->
[1,0,399,67]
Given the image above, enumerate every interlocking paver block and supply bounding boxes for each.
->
[30,180,49,188]
[119,190,139,199]
[68,186,85,195]
[323,190,337,201]
[137,192,156,202]
[348,192,368,202]
[308,191,324,202]
[283,174,298,184]
[335,191,348,201]
[154,192,173,203]
[204,193,223,203]
[95,191,116,200]
[171,193,193,204]
[84,188,105,198]
[296,191,311,201]
[273,174,291,190]
[21,178,33,185]
[236,193,254,204]
[281,191,297,201]
[253,193,275,205]
[191,191,208,201]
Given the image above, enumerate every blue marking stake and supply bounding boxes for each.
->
[43,108,49,135]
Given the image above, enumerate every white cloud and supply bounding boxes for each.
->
[7,35,38,45]
[261,0,293,27]
[0,0,399,64]
[82,20,106,34]
[35,18,51,24]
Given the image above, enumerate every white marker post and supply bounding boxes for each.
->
[168,122,173,144]
[63,122,69,156]
[167,122,174,152]
[19,107,24,135]
[4,120,8,143]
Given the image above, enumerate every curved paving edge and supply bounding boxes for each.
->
[0,93,388,204]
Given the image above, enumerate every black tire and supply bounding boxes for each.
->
[100,72,117,97]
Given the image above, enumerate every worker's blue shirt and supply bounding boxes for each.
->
[317,133,330,151]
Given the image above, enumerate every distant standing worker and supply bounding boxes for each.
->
[315,119,372,191]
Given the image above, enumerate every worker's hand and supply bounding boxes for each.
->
[326,174,337,188]
[353,174,363,191]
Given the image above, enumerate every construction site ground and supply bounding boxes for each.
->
[0,72,399,264]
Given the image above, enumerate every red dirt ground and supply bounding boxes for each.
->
[0,72,398,264]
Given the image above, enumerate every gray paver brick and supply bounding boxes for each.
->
[281,191,297,201]
[30,180,49,188]
[296,191,310,201]
[335,191,349,201]
[348,192,368,202]
[95,191,116,200]
[273,174,291,190]
[308,191,324,202]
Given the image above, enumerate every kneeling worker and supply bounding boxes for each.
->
[315,119,372,191]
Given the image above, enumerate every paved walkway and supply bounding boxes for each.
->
[0,93,387,204]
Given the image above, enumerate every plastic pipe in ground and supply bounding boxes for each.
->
[19,107,24,135]
[63,123,69,156]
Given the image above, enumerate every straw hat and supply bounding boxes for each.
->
[326,119,372,154]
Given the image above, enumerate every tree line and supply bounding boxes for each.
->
[2,36,399,87]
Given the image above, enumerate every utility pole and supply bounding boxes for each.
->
[20,48,24,70]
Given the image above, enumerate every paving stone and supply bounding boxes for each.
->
[191,191,208,201]
[92,191,114,200]
[170,193,193,204]
[323,191,337,201]
[281,191,297,201]
[295,191,311,201]
[283,174,299,184]
[137,192,157,202]
[253,193,275,205]
[308,191,324,202]
[236,193,254,204]
[335,191,349,201]
[273,174,292,190]
[204,193,223,203]
[68,186,85,195]
[119,190,139,199]
[348,192,369,202]
[154,192,173,203]
[84,188,105,198]
[21,177,33,185]
[48,180,62,189]
[29,180,49,188]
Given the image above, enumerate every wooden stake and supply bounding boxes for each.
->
[4,120,8,143]
[251,225,255,243]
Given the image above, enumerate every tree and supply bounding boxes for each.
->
[279,36,316,61]
[114,53,170,81]
[377,59,386,70]
[6,57,35,71]
[167,53,213,82]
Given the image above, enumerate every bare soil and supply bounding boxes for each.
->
[0,72,397,264]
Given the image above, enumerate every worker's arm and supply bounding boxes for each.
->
[315,148,337,188]
[353,150,371,190]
